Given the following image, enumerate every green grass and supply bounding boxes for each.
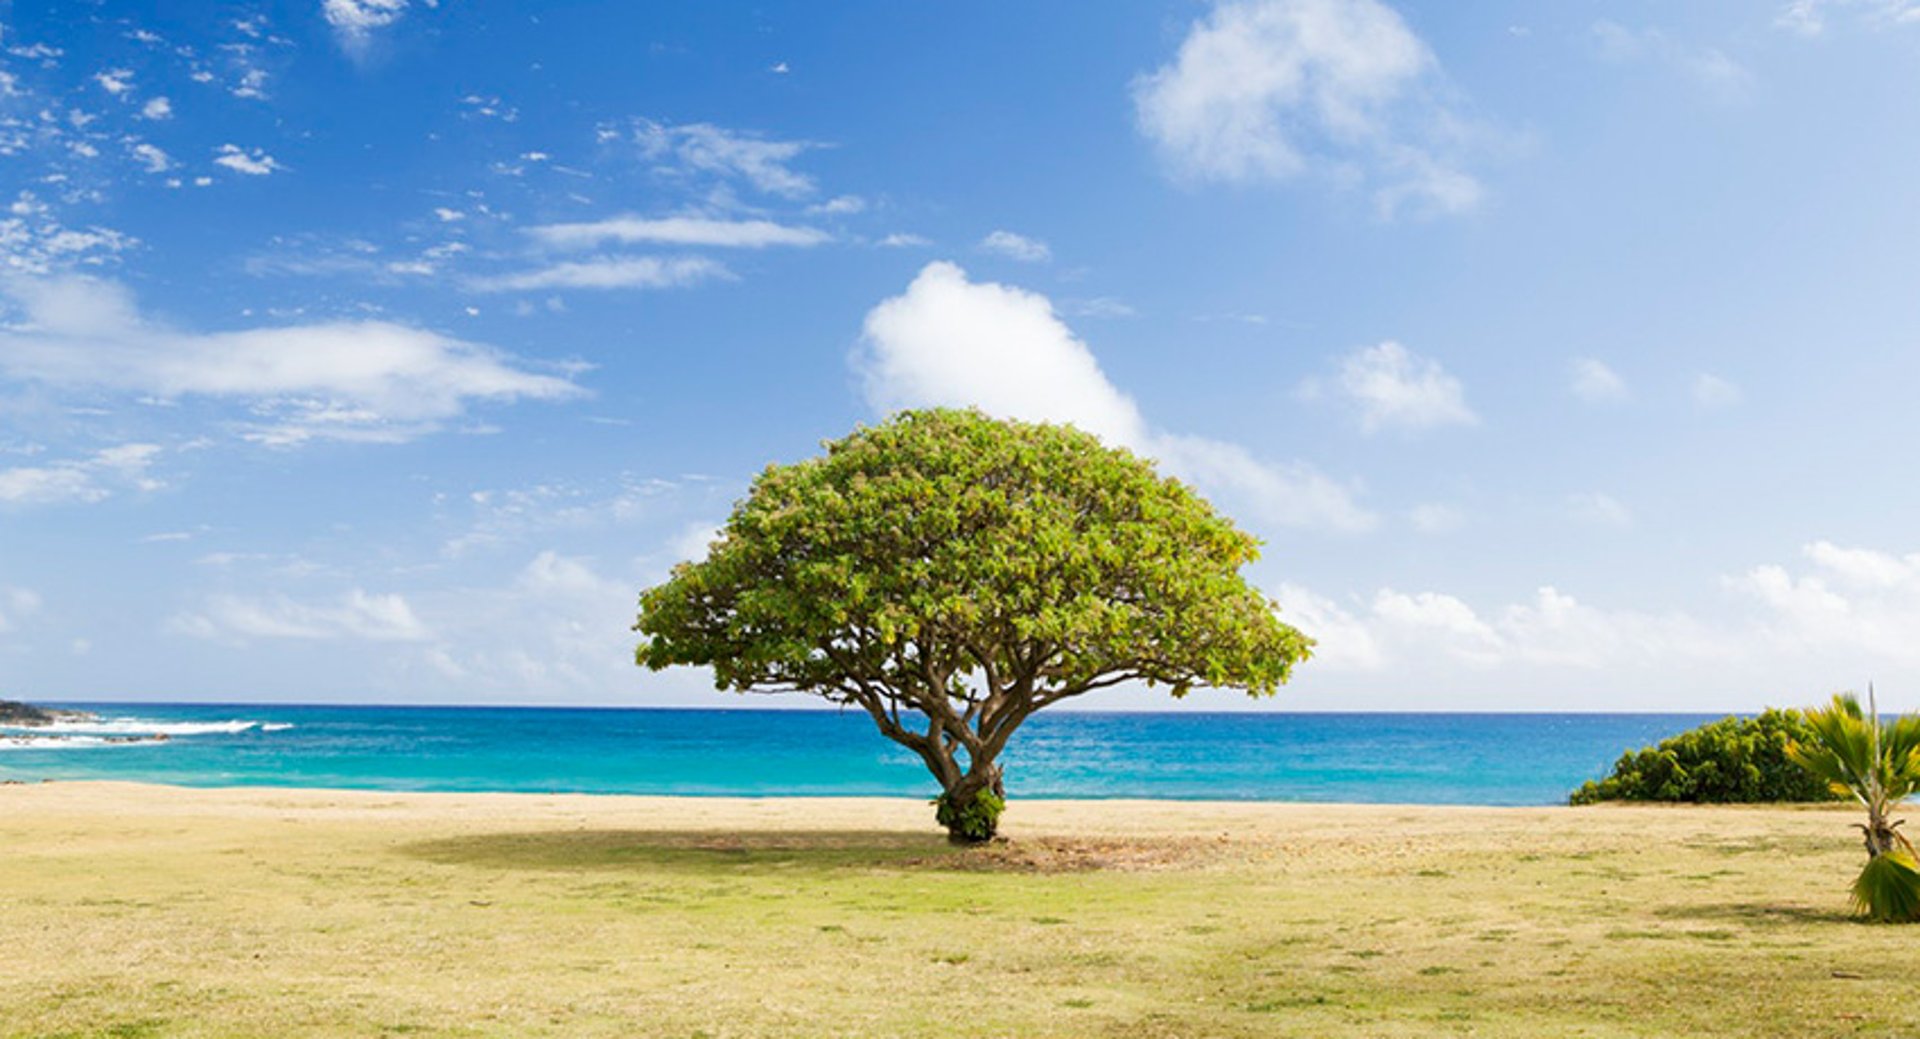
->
[0,784,1913,1037]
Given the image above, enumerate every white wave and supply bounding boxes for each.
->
[0,734,169,751]
[0,717,289,737]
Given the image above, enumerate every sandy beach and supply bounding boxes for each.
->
[0,781,1908,1038]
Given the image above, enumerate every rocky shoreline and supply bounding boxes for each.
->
[0,700,98,727]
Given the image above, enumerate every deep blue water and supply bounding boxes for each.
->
[0,704,1720,806]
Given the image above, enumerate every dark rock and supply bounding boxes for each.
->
[0,700,98,727]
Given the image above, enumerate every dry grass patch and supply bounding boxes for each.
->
[1,783,1916,1038]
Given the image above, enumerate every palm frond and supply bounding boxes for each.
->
[1851,850,1920,923]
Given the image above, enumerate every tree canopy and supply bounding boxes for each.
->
[635,408,1311,840]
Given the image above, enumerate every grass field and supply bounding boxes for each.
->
[0,782,1911,1038]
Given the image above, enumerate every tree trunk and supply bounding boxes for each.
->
[1863,808,1900,859]
[937,762,1006,844]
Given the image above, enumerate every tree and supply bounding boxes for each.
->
[1786,689,1920,922]
[634,408,1312,842]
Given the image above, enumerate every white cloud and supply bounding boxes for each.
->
[0,276,581,445]
[1063,297,1138,319]
[466,256,731,293]
[807,195,865,216]
[978,230,1052,263]
[140,97,173,120]
[1692,372,1742,408]
[1133,0,1484,217]
[1730,541,1920,666]
[175,588,429,643]
[1777,0,1920,35]
[1333,341,1476,433]
[1592,21,1752,101]
[95,69,134,95]
[213,144,282,176]
[879,233,931,248]
[855,261,1375,532]
[131,142,172,173]
[525,215,830,250]
[1283,581,1729,678]
[1570,357,1628,402]
[1271,583,1384,670]
[0,443,162,507]
[1567,491,1633,528]
[323,0,410,54]
[630,120,820,198]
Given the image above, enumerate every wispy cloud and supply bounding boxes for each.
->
[466,256,732,292]
[174,588,429,643]
[525,215,829,249]
[0,443,163,507]
[977,229,1051,263]
[0,276,582,445]
[1570,358,1628,403]
[1692,372,1742,409]
[623,119,822,198]
[1592,21,1752,101]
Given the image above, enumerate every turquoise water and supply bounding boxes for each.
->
[1,704,1716,805]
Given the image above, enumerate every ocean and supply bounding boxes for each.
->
[0,703,1720,806]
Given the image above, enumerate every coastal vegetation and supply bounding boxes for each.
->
[2,783,1913,1038]
[1569,709,1836,805]
[1785,691,1920,922]
[635,409,1310,842]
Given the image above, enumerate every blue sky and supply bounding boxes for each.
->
[4,0,1920,711]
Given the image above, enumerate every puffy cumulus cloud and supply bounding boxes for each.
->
[1330,341,1476,433]
[1275,582,1731,679]
[977,230,1051,263]
[0,443,163,507]
[1730,541,1920,664]
[0,275,581,445]
[465,256,731,293]
[173,588,429,643]
[855,261,1375,532]
[1270,538,1920,710]
[1133,0,1485,217]
[524,215,829,250]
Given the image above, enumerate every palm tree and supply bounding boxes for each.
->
[1785,688,1920,922]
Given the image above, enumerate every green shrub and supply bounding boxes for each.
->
[1570,709,1841,805]
[932,788,1006,843]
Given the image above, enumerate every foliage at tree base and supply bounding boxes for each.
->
[933,788,1006,844]
[1570,709,1841,805]
[1851,849,1920,922]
